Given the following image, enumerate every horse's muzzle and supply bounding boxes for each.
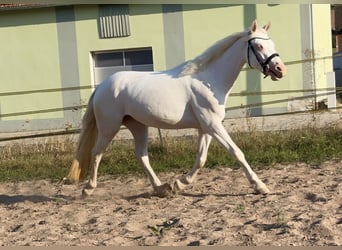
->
[267,61,287,81]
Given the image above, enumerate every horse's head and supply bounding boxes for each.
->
[246,20,287,81]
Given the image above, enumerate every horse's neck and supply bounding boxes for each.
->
[198,39,247,104]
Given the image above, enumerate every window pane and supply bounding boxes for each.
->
[125,49,153,66]
[94,52,123,67]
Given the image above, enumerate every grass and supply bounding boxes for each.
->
[0,138,75,182]
[0,127,342,182]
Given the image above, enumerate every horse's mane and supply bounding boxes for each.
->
[179,31,247,77]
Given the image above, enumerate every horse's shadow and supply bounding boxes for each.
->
[0,194,72,205]
[0,194,53,205]
[180,192,252,198]
[123,191,258,201]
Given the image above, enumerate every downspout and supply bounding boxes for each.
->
[309,4,317,109]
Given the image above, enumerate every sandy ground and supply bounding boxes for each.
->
[0,160,341,246]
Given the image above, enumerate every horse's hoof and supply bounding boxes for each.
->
[153,183,173,198]
[172,179,186,193]
[82,188,94,197]
[254,183,271,195]
[62,177,75,185]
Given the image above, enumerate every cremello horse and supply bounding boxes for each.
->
[66,20,286,197]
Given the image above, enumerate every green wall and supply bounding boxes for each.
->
[182,4,306,116]
[74,4,167,104]
[0,8,63,121]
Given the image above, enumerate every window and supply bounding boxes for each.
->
[98,4,130,38]
[92,48,153,85]
[94,52,123,67]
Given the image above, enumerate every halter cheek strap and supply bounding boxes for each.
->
[247,37,279,78]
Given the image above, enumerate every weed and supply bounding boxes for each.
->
[235,203,246,213]
[0,127,341,182]
[276,208,287,225]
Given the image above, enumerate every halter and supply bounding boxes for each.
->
[247,37,279,78]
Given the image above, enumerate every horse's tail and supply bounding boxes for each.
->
[66,92,98,182]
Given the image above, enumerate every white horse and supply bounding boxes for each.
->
[66,20,286,197]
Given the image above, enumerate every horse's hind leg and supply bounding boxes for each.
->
[124,117,172,196]
[174,131,212,192]
[83,130,118,196]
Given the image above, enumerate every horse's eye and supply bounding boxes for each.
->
[257,44,263,50]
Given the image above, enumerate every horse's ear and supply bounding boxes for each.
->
[250,20,257,33]
[263,21,271,31]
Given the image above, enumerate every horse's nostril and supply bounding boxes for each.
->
[276,66,282,72]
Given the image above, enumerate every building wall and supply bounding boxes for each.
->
[0,4,334,133]
[0,8,63,121]
[74,4,167,104]
[184,4,305,116]
[312,4,334,101]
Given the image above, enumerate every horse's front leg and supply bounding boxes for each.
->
[174,131,212,192]
[207,121,270,194]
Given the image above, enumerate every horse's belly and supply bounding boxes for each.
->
[138,117,199,129]
[129,104,199,129]
[125,95,199,129]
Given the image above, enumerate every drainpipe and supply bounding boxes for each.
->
[308,4,318,108]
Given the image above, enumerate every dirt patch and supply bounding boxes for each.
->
[0,160,341,246]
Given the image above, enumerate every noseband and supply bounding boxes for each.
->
[247,37,279,78]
